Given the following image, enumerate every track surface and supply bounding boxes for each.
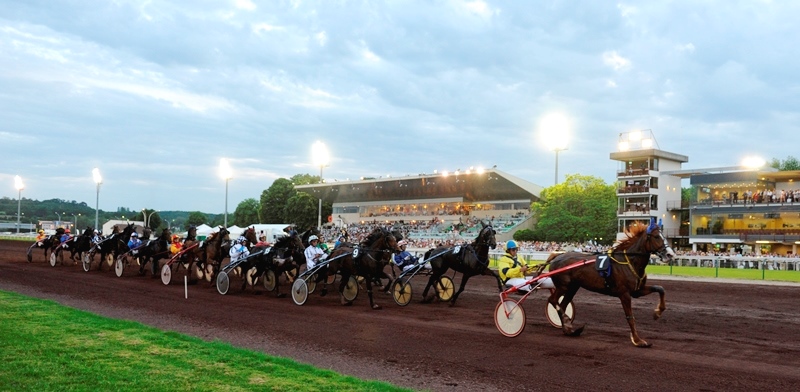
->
[3,240,800,391]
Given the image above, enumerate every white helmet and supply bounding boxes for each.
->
[237,236,247,244]
[131,232,138,237]
[308,235,319,242]
[397,240,408,247]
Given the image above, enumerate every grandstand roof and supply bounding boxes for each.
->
[295,169,543,205]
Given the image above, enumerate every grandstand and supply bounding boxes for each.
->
[295,168,543,242]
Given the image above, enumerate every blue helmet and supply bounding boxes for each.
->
[506,240,517,250]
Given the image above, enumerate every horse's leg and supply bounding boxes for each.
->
[339,271,353,306]
[365,274,381,310]
[420,271,441,303]
[484,268,504,292]
[619,292,650,347]
[550,284,584,336]
[449,275,470,306]
[632,284,667,320]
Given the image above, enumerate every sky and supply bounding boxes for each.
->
[2,1,799,214]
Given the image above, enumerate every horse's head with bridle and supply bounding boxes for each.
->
[242,226,258,247]
[618,218,676,262]
[472,221,497,251]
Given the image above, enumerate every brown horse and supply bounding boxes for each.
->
[199,227,231,282]
[420,222,501,306]
[323,227,400,309]
[547,218,675,347]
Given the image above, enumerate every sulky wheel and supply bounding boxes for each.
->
[105,253,114,267]
[435,276,455,302]
[161,264,172,286]
[115,256,126,277]
[216,271,230,295]
[391,279,413,307]
[263,270,277,292]
[82,254,91,272]
[545,295,575,328]
[49,251,57,267]
[343,276,359,302]
[291,279,308,305]
[495,299,526,338]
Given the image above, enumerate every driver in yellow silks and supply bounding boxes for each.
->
[170,234,183,255]
[497,240,553,294]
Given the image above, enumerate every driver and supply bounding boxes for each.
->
[304,235,330,295]
[127,232,142,255]
[393,240,422,272]
[497,240,553,294]
[229,236,249,263]
[170,234,183,255]
[35,229,47,245]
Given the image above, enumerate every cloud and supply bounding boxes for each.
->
[233,0,257,11]
[602,51,631,71]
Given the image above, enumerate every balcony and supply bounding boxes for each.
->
[617,185,650,194]
[617,168,650,177]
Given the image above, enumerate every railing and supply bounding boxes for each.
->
[617,168,650,177]
[618,207,650,215]
[666,200,689,210]
[669,255,800,273]
[617,185,650,194]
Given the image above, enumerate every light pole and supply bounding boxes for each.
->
[93,168,102,231]
[311,141,330,230]
[55,211,62,228]
[219,158,233,228]
[14,175,24,234]
[72,213,80,232]
[141,209,156,228]
[539,113,570,185]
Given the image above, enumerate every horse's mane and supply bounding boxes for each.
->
[614,223,649,251]
[361,228,388,247]
[273,235,293,248]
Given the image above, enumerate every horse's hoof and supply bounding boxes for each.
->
[653,309,664,320]
[276,293,286,298]
[320,288,328,297]
[572,325,585,336]
[372,304,382,310]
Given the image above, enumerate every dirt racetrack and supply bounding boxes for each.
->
[2,239,800,392]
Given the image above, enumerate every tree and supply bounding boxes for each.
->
[133,209,162,230]
[233,198,260,226]
[259,178,297,223]
[530,174,617,244]
[290,173,321,185]
[284,192,318,229]
[513,229,536,242]
[185,211,207,229]
[769,156,800,171]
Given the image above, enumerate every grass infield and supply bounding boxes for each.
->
[0,290,410,392]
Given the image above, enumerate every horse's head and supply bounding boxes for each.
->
[476,221,497,249]
[243,226,258,245]
[288,232,304,251]
[643,219,675,261]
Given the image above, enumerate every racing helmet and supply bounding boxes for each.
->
[397,240,408,247]
[65,229,71,234]
[308,235,319,242]
[131,232,138,237]
[172,234,179,242]
[506,240,518,250]
[237,236,247,244]
[38,229,44,234]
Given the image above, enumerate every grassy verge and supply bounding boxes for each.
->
[0,290,409,392]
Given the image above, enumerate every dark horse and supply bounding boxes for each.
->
[323,227,400,309]
[137,228,172,276]
[96,224,135,271]
[68,227,94,263]
[27,230,61,263]
[241,228,305,297]
[420,221,500,306]
[546,218,675,347]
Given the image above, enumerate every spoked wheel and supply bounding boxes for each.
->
[495,299,526,337]
[546,295,575,328]
[391,278,413,306]
[82,254,91,272]
[291,279,308,305]
[115,256,126,277]
[343,276,359,302]
[105,253,114,267]
[204,264,215,282]
[216,271,230,295]
[435,276,454,301]
[49,251,57,267]
[161,264,172,286]
[307,274,317,294]
[263,270,277,292]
